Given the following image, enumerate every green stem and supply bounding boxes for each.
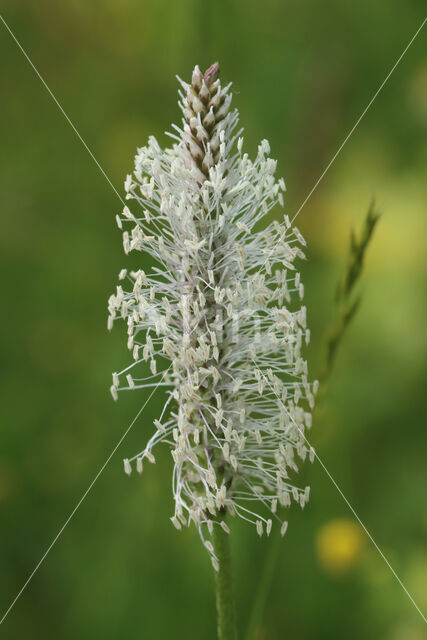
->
[212,518,237,640]
[244,526,281,640]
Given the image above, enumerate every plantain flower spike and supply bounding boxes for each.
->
[108,63,317,570]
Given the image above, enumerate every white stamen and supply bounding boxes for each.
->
[110,63,314,561]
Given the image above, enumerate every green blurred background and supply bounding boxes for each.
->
[1,2,426,638]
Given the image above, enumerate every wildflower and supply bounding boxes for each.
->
[108,62,316,569]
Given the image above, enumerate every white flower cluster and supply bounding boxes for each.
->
[108,63,317,569]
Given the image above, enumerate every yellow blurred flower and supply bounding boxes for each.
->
[316,518,365,576]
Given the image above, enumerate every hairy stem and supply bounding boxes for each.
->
[212,518,237,640]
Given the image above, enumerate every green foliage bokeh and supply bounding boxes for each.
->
[0,2,426,638]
